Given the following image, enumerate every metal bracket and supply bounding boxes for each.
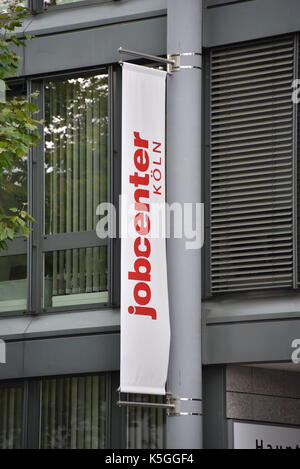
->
[166,394,181,416]
[168,396,203,417]
[116,393,202,416]
[167,54,181,73]
[116,390,202,417]
[167,53,202,73]
[118,47,176,67]
[117,391,177,413]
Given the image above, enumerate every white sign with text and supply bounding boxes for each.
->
[120,63,170,395]
[234,422,300,449]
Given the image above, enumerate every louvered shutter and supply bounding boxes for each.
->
[209,37,295,293]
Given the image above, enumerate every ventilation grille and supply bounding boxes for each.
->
[210,37,295,293]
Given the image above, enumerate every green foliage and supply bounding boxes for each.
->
[0,1,39,250]
[0,1,30,80]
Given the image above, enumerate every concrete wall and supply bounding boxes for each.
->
[227,366,300,426]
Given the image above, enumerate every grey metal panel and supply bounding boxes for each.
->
[25,309,120,338]
[0,237,27,257]
[20,17,167,77]
[0,309,120,341]
[23,333,120,377]
[42,231,107,252]
[110,65,121,308]
[0,342,24,380]
[0,316,31,341]
[19,0,300,67]
[203,366,228,449]
[110,372,126,449]
[205,319,300,364]
[28,81,44,315]
[227,365,300,399]
[0,334,120,380]
[26,379,41,449]
[0,333,120,380]
[227,391,300,426]
[204,0,300,48]
[22,0,167,36]
[204,292,300,323]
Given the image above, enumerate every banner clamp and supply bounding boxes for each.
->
[118,47,176,67]
[117,392,178,414]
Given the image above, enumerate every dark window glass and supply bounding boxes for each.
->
[0,255,27,312]
[44,247,108,307]
[0,83,28,313]
[0,385,24,449]
[41,375,108,449]
[44,73,109,308]
[0,85,27,217]
[44,74,109,235]
[127,395,165,449]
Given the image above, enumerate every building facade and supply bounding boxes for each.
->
[0,0,300,449]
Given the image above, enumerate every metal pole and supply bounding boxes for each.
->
[166,0,203,449]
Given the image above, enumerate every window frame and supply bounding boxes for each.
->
[0,372,124,449]
[28,0,119,14]
[0,79,29,318]
[30,66,119,315]
[0,379,26,449]
[3,64,121,317]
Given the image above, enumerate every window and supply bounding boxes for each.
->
[0,383,24,449]
[127,395,165,449]
[0,375,166,449]
[43,73,109,309]
[0,255,27,312]
[0,1,26,11]
[0,83,28,314]
[0,373,169,449]
[2,69,115,315]
[208,36,296,294]
[41,375,108,449]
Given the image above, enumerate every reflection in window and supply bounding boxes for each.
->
[0,1,26,11]
[45,0,86,7]
[41,375,107,449]
[0,155,27,216]
[0,83,27,314]
[44,247,108,308]
[0,86,27,218]
[45,74,109,235]
[0,385,23,449]
[44,73,109,309]
[0,255,27,312]
[127,395,165,449]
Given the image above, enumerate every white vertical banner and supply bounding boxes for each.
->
[120,63,170,395]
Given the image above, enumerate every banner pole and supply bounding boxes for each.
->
[166,0,203,449]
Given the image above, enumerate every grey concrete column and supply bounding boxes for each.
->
[166,0,203,449]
